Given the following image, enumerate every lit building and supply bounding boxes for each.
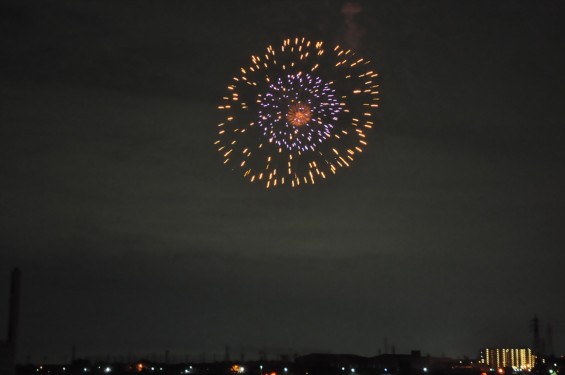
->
[480,348,535,371]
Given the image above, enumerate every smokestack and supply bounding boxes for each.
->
[7,268,21,349]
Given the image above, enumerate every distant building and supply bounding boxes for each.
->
[479,348,535,371]
[369,351,457,374]
[295,353,368,374]
[0,268,21,375]
[0,346,15,375]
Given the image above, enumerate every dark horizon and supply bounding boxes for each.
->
[1,0,564,365]
[0,268,558,363]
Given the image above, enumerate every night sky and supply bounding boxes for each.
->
[1,0,565,363]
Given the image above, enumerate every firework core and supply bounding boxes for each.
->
[286,102,312,126]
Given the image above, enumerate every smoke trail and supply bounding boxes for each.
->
[340,2,365,50]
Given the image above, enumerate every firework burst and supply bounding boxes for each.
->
[216,37,379,188]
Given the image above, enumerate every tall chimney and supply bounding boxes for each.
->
[7,268,21,349]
